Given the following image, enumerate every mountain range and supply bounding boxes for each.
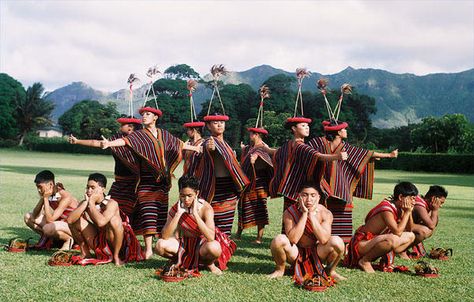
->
[44,65,474,128]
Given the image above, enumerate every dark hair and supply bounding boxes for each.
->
[324,130,339,141]
[425,185,448,199]
[300,181,323,196]
[178,175,200,191]
[393,182,418,199]
[34,170,55,184]
[88,173,107,188]
[188,126,203,135]
[284,122,297,131]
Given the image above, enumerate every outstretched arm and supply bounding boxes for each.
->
[373,149,398,159]
[101,137,126,149]
[68,135,101,148]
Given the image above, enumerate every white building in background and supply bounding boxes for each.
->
[37,126,63,138]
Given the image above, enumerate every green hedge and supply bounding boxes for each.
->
[25,137,111,155]
[375,152,474,173]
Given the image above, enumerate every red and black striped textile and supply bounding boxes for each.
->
[238,145,272,230]
[209,177,239,235]
[286,203,317,241]
[269,140,325,202]
[344,199,398,268]
[195,137,249,202]
[110,133,140,176]
[108,175,137,220]
[169,202,236,271]
[182,138,204,177]
[293,247,330,285]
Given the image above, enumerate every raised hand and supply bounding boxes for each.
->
[177,200,186,215]
[250,153,258,164]
[100,135,109,149]
[207,136,216,151]
[240,141,246,149]
[390,149,398,158]
[339,151,348,161]
[68,134,78,144]
[298,196,308,213]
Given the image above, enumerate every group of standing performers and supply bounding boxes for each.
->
[23,67,448,285]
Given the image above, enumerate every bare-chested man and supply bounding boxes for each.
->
[24,170,78,250]
[268,182,346,283]
[155,175,236,275]
[344,181,417,273]
[67,173,144,266]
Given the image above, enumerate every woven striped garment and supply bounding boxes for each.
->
[195,137,249,202]
[269,140,325,202]
[168,202,237,271]
[183,138,204,177]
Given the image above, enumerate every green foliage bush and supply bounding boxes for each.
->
[24,136,111,155]
[375,152,474,173]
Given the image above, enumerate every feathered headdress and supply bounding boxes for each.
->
[142,65,161,109]
[247,85,270,135]
[286,68,312,124]
[318,78,352,131]
[204,64,229,121]
[126,73,140,117]
[183,79,204,128]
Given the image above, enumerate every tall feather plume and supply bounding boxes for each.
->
[187,79,198,93]
[317,78,329,93]
[259,85,270,100]
[146,65,161,78]
[127,73,140,85]
[296,68,311,80]
[211,64,228,80]
[341,83,352,95]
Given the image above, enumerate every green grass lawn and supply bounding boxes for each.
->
[0,149,473,301]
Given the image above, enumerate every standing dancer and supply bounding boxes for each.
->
[236,85,273,243]
[268,69,346,231]
[102,101,201,258]
[195,65,250,236]
[182,79,205,177]
[68,116,142,219]
[308,79,397,243]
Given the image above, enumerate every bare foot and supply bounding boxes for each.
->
[330,272,347,281]
[358,259,375,273]
[114,257,125,266]
[267,269,285,279]
[253,238,262,244]
[60,238,74,250]
[208,263,223,275]
[398,251,410,260]
[145,249,153,260]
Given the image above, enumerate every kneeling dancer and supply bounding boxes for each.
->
[268,182,346,283]
[155,175,236,275]
[344,181,417,273]
[67,173,144,266]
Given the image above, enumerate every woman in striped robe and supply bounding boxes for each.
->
[182,122,205,177]
[236,127,273,243]
[68,117,141,221]
[102,107,201,259]
[344,182,417,273]
[195,114,250,236]
[308,120,398,243]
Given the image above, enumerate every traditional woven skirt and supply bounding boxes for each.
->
[326,197,353,243]
[211,177,238,235]
[238,175,270,230]
[134,173,169,237]
[108,175,138,220]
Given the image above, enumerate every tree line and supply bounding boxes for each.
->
[0,67,473,154]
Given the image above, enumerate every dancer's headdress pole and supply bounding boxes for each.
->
[126,74,140,117]
[255,85,270,128]
[187,80,198,122]
[143,65,161,109]
[206,64,228,116]
[293,68,311,117]
[317,78,352,124]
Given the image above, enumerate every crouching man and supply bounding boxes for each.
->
[344,181,417,272]
[67,173,144,266]
[268,182,346,283]
[24,170,78,250]
[155,175,236,275]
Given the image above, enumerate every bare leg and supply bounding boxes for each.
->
[24,213,46,235]
[107,216,125,266]
[144,235,153,259]
[267,234,298,278]
[357,234,398,273]
[393,232,416,254]
[200,240,222,275]
[69,218,96,258]
[234,226,242,240]
[255,225,264,244]
[42,221,74,250]
[317,236,346,281]
[155,238,179,258]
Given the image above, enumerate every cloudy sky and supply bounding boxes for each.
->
[1,0,473,92]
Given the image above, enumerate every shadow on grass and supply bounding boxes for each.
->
[227,260,274,275]
[0,164,113,179]
[0,227,39,245]
[375,175,474,188]
[233,235,272,261]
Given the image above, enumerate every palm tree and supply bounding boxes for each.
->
[16,82,54,146]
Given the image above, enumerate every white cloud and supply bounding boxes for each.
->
[1,0,473,91]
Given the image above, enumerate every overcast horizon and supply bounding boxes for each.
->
[1,0,473,92]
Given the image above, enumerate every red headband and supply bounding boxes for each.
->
[286,117,312,124]
[116,117,142,125]
[323,121,348,132]
[139,107,163,117]
[203,115,230,122]
[183,121,205,128]
[247,127,269,135]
